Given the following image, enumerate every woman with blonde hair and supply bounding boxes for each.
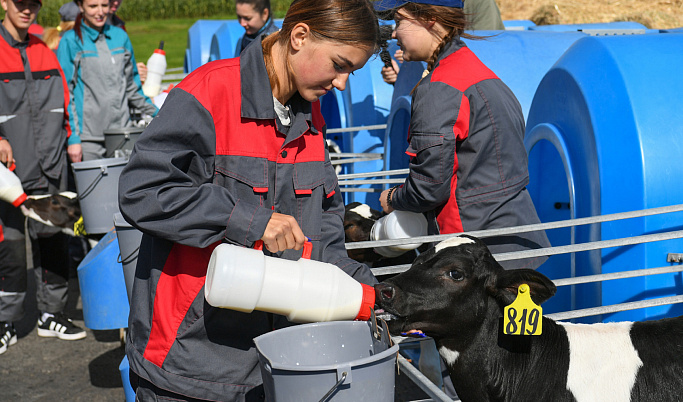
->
[118,0,380,400]
[42,1,78,51]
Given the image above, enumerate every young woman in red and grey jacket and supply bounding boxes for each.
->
[377,0,551,270]
[1,0,86,354]
[118,0,379,399]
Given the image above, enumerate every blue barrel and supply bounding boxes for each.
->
[119,356,135,402]
[525,33,683,322]
[77,229,130,330]
[184,20,226,73]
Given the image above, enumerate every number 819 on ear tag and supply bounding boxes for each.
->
[503,284,542,335]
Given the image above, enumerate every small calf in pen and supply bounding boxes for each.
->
[375,235,683,402]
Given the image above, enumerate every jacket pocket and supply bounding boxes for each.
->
[293,162,330,239]
[214,156,269,197]
[406,133,444,157]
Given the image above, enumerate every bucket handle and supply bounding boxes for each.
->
[319,369,349,402]
[105,133,131,158]
[77,166,108,200]
[117,246,140,265]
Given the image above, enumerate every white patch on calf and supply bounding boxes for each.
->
[349,204,374,220]
[438,345,460,366]
[435,236,475,254]
[560,321,642,402]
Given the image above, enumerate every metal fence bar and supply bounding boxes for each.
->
[330,153,384,158]
[345,204,683,250]
[372,264,412,276]
[337,169,409,180]
[340,188,382,193]
[332,157,384,166]
[493,230,683,262]
[326,124,387,134]
[547,295,683,321]
[396,354,455,402]
[339,178,406,186]
[553,265,683,287]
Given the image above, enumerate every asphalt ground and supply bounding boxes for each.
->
[1,267,429,402]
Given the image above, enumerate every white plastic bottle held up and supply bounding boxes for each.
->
[142,41,167,98]
[0,163,27,207]
[370,210,428,257]
[204,241,375,323]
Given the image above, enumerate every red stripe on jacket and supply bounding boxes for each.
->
[430,47,492,234]
[143,242,219,367]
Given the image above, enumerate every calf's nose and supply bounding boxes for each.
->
[375,283,396,303]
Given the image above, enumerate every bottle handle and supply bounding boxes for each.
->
[253,239,312,260]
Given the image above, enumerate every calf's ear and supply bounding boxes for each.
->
[491,269,557,307]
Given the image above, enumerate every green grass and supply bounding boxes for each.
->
[125,17,237,70]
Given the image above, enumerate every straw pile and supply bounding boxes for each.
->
[497,0,683,29]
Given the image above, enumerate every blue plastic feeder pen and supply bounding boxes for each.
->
[184,20,226,73]
[208,21,245,62]
[526,33,683,322]
[208,19,283,62]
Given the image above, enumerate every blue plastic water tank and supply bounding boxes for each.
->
[526,33,683,322]
[184,20,227,73]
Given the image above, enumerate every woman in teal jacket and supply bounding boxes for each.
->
[57,0,157,162]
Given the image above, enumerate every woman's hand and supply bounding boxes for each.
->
[261,213,306,253]
[0,139,13,168]
[380,188,395,214]
[67,144,82,163]
[381,58,400,85]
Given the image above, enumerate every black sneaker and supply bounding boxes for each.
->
[37,313,87,341]
[0,322,17,355]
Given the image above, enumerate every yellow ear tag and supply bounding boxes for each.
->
[503,284,542,335]
[74,216,87,237]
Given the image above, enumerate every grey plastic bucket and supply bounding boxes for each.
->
[113,213,142,303]
[254,320,398,402]
[104,127,144,159]
[72,158,127,234]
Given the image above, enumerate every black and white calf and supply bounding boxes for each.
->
[21,192,81,235]
[375,235,683,402]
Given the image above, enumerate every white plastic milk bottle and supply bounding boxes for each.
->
[370,210,428,257]
[142,41,167,98]
[204,243,375,323]
[0,163,27,207]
